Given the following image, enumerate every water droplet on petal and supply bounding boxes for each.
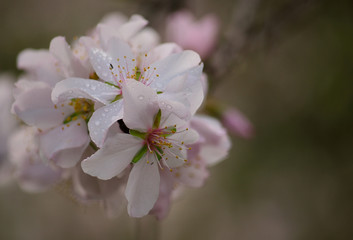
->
[85,83,90,88]
[166,104,172,110]
[138,95,144,101]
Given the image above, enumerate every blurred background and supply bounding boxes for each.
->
[0,0,352,239]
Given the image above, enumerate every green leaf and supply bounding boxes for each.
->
[131,145,148,163]
[153,109,161,129]
[130,129,147,139]
[111,94,122,103]
[104,82,120,89]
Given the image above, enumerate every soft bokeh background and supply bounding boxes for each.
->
[1,0,352,239]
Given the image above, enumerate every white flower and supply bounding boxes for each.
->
[8,126,64,192]
[12,37,93,168]
[52,39,203,147]
[81,79,199,217]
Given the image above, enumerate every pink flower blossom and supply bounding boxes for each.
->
[81,79,199,217]
[222,108,254,139]
[52,39,203,148]
[166,10,219,59]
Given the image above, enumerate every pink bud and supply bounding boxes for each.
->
[222,108,254,139]
[166,10,219,59]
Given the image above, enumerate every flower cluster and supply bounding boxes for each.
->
[7,13,231,219]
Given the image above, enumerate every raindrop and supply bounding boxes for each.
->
[138,95,144,101]
[85,83,90,88]
[166,104,172,110]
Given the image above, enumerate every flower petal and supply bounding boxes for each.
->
[51,78,119,105]
[143,43,182,67]
[81,133,142,180]
[107,38,136,80]
[163,63,204,115]
[17,49,61,86]
[39,119,90,168]
[12,83,72,130]
[88,100,124,148]
[89,48,117,84]
[122,79,159,131]
[146,50,201,91]
[49,36,87,78]
[130,27,160,54]
[126,153,160,218]
[118,14,148,41]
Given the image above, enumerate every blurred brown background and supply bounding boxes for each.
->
[0,0,352,239]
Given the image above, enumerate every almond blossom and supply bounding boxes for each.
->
[52,38,204,148]
[81,79,199,217]
[166,10,219,59]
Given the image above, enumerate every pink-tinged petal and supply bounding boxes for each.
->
[106,38,136,80]
[89,48,116,84]
[81,134,142,180]
[88,100,124,148]
[51,78,119,104]
[143,43,182,67]
[147,50,201,91]
[39,119,90,168]
[49,36,87,78]
[149,169,174,220]
[126,153,160,218]
[166,11,219,59]
[174,158,209,188]
[118,14,148,41]
[123,79,159,131]
[130,28,160,54]
[17,49,62,86]
[12,84,72,130]
[222,108,254,139]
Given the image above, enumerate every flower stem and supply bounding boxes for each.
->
[134,217,160,240]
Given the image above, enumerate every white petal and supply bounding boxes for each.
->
[81,134,142,180]
[191,115,231,166]
[173,158,209,188]
[51,78,119,104]
[12,84,71,130]
[49,36,87,78]
[163,63,204,115]
[17,49,62,86]
[143,43,182,66]
[122,79,159,131]
[39,119,90,168]
[146,50,201,91]
[130,27,160,54]
[126,153,160,218]
[89,48,116,84]
[170,128,199,145]
[107,38,137,80]
[118,14,148,41]
[88,100,124,148]
[164,146,186,168]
